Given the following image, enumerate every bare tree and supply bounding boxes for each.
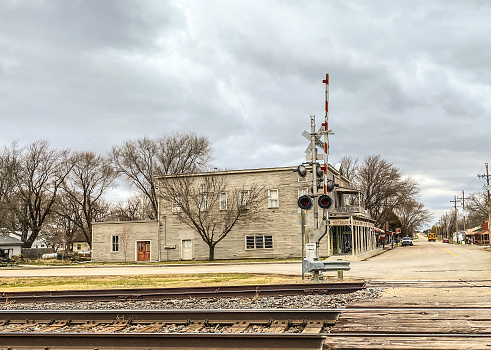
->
[159,174,264,261]
[119,225,132,262]
[111,133,212,220]
[57,151,116,248]
[339,155,358,181]
[2,141,73,247]
[43,207,82,251]
[354,155,419,227]
[466,192,489,227]
[109,194,152,222]
[395,199,432,237]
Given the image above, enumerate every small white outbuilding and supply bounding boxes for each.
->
[0,234,23,259]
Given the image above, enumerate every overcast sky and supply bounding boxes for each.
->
[1,0,490,225]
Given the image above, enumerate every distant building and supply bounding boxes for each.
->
[475,221,490,246]
[92,166,375,262]
[0,234,23,259]
[72,232,91,253]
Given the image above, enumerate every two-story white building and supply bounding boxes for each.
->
[91,165,375,262]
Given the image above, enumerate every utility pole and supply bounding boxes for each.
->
[445,212,449,239]
[457,190,470,231]
[478,163,491,234]
[450,196,459,242]
[457,190,470,244]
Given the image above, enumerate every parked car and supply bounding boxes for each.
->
[442,238,449,243]
[401,237,413,246]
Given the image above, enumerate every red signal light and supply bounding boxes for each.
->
[318,195,332,209]
[298,195,313,210]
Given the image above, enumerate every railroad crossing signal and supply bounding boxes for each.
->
[318,195,333,209]
[302,130,324,154]
[298,195,313,210]
[294,164,308,177]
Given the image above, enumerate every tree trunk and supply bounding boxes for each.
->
[23,228,40,248]
[208,244,215,261]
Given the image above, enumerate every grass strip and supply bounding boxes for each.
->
[0,273,300,292]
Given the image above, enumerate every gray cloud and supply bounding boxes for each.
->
[1,0,490,225]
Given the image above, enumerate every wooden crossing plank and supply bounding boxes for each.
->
[324,336,491,350]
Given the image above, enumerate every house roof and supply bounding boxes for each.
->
[465,226,481,235]
[0,235,23,246]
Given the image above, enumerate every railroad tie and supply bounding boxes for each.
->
[3,320,36,332]
[69,321,100,332]
[0,320,9,332]
[43,320,70,332]
[95,320,131,333]
[182,321,204,332]
[135,322,166,333]
[302,321,324,334]
[265,321,289,333]
[228,321,250,333]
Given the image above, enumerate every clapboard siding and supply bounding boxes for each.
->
[92,221,158,262]
[91,166,352,262]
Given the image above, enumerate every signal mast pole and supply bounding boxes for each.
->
[322,75,334,257]
[310,115,319,232]
[322,74,330,196]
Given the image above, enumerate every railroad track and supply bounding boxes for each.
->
[0,282,365,303]
[0,309,340,350]
[1,307,489,349]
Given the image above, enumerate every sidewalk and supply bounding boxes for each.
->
[323,246,389,262]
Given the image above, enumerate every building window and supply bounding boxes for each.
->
[76,244,82,251]
[111,235,119,252]
[245,235,273,250]
[220,192,227,210]
[240,191,250,208]
[198,193,208,211]
[172,198,182,213]
[268,189,279,208]
[298,187,308,197]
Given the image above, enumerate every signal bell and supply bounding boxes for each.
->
[318,195,333,209]
[297,195,313,210]
[295,165,308,177]
[326,180,335,192]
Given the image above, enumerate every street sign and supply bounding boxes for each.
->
[296,208,310,225]
[306,154,323,161]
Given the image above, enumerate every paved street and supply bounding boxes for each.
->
[0,236,490,281]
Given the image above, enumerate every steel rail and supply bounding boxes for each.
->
[0,333,327,350]
[0,308,341,323]
[0,282,365,303]
[0,309,338,350]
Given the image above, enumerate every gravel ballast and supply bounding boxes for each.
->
[0,288,382,310]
